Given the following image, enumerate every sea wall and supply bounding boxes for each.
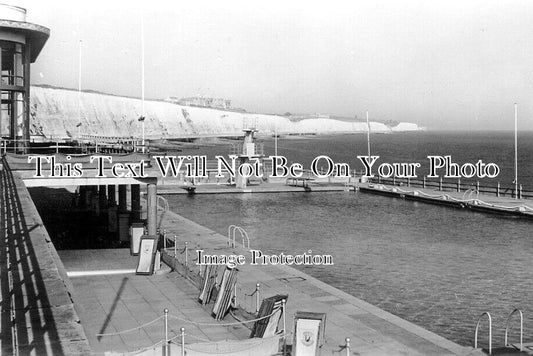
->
[29,86,422,138]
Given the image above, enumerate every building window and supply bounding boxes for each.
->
[1,41,24,87]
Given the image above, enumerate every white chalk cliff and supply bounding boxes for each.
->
[30,86,423,138]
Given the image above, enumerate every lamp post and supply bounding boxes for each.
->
[274,119,278,157]
[514,103,518,199]
[140,12,146,153]
[366,110,371,160]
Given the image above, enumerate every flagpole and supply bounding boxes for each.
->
[274,120,278,157]
[78,39,82,139]
[366,110,371,159]
[141,12,146,153]
[514,103,518,199]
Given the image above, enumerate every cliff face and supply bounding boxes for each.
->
[30,86,422,138]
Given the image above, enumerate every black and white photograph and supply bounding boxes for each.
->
[1,1,532,355]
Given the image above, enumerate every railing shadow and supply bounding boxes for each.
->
[1,157,66,356]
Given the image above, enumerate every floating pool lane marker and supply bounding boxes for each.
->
[67,269,137,277]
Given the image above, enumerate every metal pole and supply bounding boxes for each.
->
[180,327,185,356]
[514,103,518,199]
[366,110,371,160]
[141,11,146,154]
[184,242,188,267]
[164,308,169,356]
[78,40,82,138]
[282,299,287,356]
[256,283,260,314]
[274,119,278,157]
[345,337,351,356]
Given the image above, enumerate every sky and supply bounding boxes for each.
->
[13,0,533,130]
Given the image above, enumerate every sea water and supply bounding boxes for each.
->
[168,131,533,346]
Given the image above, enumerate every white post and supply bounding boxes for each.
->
[256,283,260,314]
[274,119,278,157]
[141,11,146,153]
[366,110,371,160]
[514,103,518,199]
[78,40,82,135]
[180,327,185,356]
[345,337,351,356]
[184,241,188,267]
[164,308,169,355]
[282,299,287,355]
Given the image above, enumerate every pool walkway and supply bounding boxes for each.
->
[156,207,485,355]
[57,249,252,355]
[358,182,533,219]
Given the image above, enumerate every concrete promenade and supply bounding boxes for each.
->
[156,206,483,355]
[57,249,251,355]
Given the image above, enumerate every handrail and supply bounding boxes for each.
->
[156,196,169,212]
[227,225,250,248]
[228,225,237,247]
[234,226,250,249]
[474,312,492,354]
[504,308,523,351]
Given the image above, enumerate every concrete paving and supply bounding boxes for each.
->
[58,249,251,355]
[157,206,485,355]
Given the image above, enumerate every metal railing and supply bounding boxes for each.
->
[370,176,531,200]
[474,312,492,354]
[504,308,523,352]
[227,225,250,249]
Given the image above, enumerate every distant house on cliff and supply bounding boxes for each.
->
[166,96,232,110]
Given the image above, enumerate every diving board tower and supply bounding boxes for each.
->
[233,117,264,189]
[0,4,49,153]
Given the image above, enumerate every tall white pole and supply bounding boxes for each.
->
[78,40,82,138]
[514,103,518,199]
[366,110,371,159]
[141,11,146,153]
[274,120,278,157]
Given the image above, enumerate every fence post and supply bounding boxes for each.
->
[255,283,260,314]
[476,181,479,194]
[423,176,426,189]
[164,308,169,356]
[393,176,396,186]
[180,327,185,356]
[497,182,500,197]
[519,184,523,199]
[282,299,287,356]
[184,242,188,267]
[345,337,351,356]
[457,179,461,192]
[407,177,410,187]
[439,177,443,191]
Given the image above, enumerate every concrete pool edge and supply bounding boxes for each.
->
[158,206,479,355]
